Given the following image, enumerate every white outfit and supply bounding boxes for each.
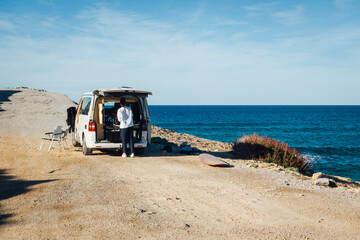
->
[117,106,134,129]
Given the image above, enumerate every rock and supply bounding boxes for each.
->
[162,145,172,153]
[314,178,330,186]
[329,179,338,188]
[286,167,299,173]
[312,172,325,181]
[334,175,355,183]
[179,142,188,148]
[151,125,232,152]
[48,168,61,174]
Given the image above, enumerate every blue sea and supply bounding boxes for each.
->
[149,106,360,181]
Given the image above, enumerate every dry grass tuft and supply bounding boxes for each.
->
[232,134,312,172]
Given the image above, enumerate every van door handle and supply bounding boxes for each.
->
[85,125,87,129]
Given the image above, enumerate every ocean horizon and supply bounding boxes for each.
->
[149,105,360,181]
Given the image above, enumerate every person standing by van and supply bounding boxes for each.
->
[117,98,134,158]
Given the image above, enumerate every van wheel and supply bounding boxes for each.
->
[135,148,145,155]
[82,137,92,155]
[72,132,81,147]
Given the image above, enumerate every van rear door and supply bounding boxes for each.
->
[142,98,151,144]
[93,89,152,98]
[93,88,152,144]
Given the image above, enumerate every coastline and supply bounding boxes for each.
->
[150,105,360,182]
[151,125,360,191]
[1,88,360,239]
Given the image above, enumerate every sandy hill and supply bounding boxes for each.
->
[0,88,75,136]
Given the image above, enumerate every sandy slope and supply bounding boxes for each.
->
[0,89,359,239]
[0,88,75,136]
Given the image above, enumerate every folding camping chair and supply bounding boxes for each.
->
[40,126,70,152]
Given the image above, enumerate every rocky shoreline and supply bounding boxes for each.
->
[151,125,360,192]
[151,125,232,153]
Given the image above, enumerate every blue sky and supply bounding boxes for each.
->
[0,0,359,104]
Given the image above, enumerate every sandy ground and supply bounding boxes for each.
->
[1,89,360,239]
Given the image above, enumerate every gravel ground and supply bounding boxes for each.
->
[1,88,359,239]
[1,136,359,239]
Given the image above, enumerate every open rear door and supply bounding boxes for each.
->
[93,88,152,98]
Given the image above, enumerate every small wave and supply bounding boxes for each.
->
[303,153,323,163]
[296,146,360,157]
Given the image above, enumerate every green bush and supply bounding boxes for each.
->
[232,134,312,172]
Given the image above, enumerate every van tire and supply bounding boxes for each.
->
[72,132,81,147]
[82,137,92,155]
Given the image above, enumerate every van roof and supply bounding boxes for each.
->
[82,87,152,96]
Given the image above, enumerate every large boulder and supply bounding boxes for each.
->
[312,172,325,181]
[314,178,330,186]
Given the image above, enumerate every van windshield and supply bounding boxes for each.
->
[104,101,119,110]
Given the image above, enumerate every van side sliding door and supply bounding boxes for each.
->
[79,97,92,144]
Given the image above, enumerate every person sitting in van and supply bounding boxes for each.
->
[105,108,119,125]
[117,98,134,158]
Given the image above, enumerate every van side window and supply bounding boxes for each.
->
[76,98,84,122]
[81,97,92,115]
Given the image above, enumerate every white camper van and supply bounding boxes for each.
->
[72,88,152,155]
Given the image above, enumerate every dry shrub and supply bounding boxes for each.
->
[232,134,312,172]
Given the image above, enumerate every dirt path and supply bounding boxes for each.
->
[1,136,359,239]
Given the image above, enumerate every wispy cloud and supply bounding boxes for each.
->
[182,2,207,26]
[334,0,352,9]
[333,0,356,17]
[0,19,13,30]
[37,0,55,5]
[213,17,246,26]
[0,13,14,30]
[244,2,279,11]
[0,4,359,104]
[272,5,305,26]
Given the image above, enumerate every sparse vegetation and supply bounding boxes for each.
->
[232,134,312,172]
